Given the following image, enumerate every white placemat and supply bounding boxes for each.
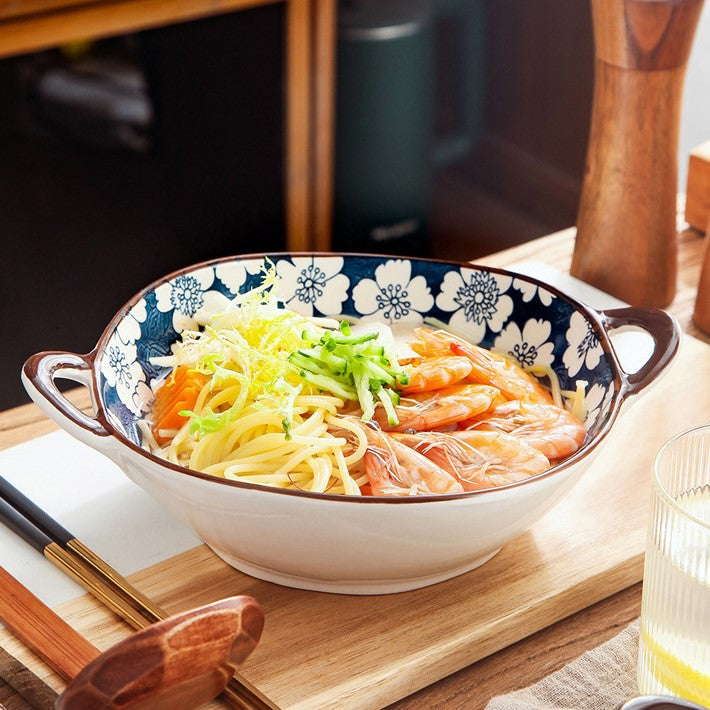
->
[1,430,201,608]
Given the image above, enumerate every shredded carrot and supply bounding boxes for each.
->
[151,366,208,445]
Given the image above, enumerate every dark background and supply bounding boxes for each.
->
[0,0,595,409]
[0,5,285,408]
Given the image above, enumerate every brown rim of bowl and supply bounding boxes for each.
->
[87,251,627,504]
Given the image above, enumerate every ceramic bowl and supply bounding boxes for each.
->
[22,253,680,594]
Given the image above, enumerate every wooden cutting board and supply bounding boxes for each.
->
[2,334,709,710]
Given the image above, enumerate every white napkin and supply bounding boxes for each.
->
[486,621,639,710]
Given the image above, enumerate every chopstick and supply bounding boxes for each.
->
[0,486,156,630]
[0,476,165,623]
[0,565,100,681]
[0,477,279,710]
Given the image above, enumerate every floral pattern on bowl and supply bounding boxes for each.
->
[97,254,617,444]
[23,251,680,593]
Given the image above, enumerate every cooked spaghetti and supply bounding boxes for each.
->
[144,264,587,496]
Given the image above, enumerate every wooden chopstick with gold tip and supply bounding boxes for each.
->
[0,479,280,710]
[0,492,153,630]
[0,476,163,625]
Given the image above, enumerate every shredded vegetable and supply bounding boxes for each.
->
[289,322,409,426]
[154,261,409,437]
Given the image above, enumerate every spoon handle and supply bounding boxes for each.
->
[56,596,265,710]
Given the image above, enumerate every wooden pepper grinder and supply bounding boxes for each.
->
[693,220,710,333]
[571,0,704,307]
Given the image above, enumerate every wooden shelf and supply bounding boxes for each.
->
[0,0,276,59]
[0,0,336,253]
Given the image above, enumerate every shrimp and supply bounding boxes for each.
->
[358,424,464,496]
[409,327,554,405]
[408,327,457,358]
[467,400,586,461]
[399,356,472,394]
[373,383,504,433]
[395,429,550,491]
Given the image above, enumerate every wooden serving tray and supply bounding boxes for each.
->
[2,334,709,710]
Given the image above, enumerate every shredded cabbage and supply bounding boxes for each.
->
[153,260,407,436]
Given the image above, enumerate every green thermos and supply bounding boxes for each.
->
[333,0,483,257]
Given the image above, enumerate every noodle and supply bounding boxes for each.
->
[143,266,587,496]
[564,380,588,422]
[153,379,368,494]
[523,364,564,407]
[525,364,589,421]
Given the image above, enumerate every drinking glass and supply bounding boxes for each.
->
[637,424,710,706]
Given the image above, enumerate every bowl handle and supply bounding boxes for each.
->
[601,307,681,397]
[22,350,113,449]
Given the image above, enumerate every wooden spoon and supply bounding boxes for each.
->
[0,567,263,709]
[56,596,264,709]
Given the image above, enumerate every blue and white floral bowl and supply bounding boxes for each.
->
[22,254,680,594]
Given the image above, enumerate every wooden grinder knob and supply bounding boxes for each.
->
[571,0,704,307]
[55,596,264,710]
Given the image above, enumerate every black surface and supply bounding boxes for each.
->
[0,6,285,410]
[0,496,52,554]
[0,476,73,546]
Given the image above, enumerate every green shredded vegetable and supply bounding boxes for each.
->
[158,260,408,436]
[179,406,233,438]
[288,327,408,426]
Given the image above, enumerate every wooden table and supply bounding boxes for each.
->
[386,224,710,709]
[1,225,708,709]
[0,0,336,253]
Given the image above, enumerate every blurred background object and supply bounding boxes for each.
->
[332,0,483,257]
[333,0,436,257]
[689,141,710,334]
[0,6,284,410]
[0,0,708,409]
[570,0,704,308]
[693,231,710,334]
[23,37,152,154]
[685,140,710,231]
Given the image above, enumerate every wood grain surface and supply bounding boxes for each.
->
[591,0,704,69]
[0,0,276,58]
[693,217,710,335]
[284,0,313,253]
[686,141,710,231]
[1,226,708,710]
[0,567,100,681]
[0,646,56,710]
[0,0,337,255]
[311,0,336,252]
[571,0,703,307]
